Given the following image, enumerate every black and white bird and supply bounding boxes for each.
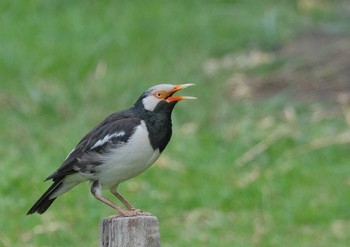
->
[27,84,196,216]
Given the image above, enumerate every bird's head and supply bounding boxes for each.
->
[135,84,196,112]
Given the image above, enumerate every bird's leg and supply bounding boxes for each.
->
[91,181,129,216]
[110,188,135,210]
[110,188,152,216]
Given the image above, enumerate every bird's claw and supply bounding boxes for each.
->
[116,208,152,217]
[131,209,152,216]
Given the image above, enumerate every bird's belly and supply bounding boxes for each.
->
[95,122,160,188]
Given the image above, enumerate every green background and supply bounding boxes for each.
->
[1,0,350,246]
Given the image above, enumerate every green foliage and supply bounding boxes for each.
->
[1,0,349,246]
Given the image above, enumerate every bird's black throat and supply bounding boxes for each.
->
[134,100,177,153]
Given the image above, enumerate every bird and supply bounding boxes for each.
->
[27,84,196,216]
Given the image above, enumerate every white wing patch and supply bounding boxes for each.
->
[66,148,75,159]
[90,131,126,150]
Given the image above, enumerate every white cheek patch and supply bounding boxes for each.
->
[142,96,161,111]
[90,131,126,150]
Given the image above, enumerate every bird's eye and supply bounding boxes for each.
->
[154,92,163,98]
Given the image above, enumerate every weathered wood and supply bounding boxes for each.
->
[100,215,160,247]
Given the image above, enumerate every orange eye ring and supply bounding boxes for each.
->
[153,91,166,99]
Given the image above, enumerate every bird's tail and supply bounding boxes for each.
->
[27,179,63,215]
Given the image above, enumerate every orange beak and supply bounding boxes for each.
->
[165,84,197,103]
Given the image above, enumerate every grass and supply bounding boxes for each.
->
[1,0,350,246]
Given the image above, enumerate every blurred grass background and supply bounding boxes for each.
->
[1,0,350,246]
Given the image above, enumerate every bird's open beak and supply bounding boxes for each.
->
[165,84,197,103]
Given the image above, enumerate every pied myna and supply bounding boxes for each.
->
[27,84,196,216]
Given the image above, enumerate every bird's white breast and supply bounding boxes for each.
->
[95,120,160,188]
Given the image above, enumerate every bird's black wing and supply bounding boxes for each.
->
[46,109,142,180]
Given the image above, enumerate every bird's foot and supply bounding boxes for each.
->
[130,208,152,216]
[117,208,152,217]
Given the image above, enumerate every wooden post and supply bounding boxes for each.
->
[100,215,160,247]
